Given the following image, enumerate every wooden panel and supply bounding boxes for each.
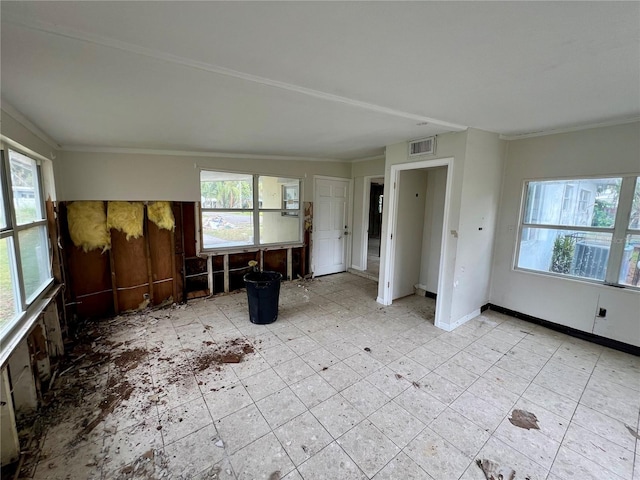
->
[60,202,114,320]
[183,202,197,258]
[147,219,174,305]
[228,252,258,291]
[212,255,224,294]
[111,230,149,312]
[263,250,287,276]
[185,257,207,276]
[76,291,113,320]
[185,255,208,298]
[173,203,185,303]
[292,247,303,279]
[67,248,112,297]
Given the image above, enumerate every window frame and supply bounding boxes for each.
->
[199,169,304,253]
[0,148,54,343]
[514,174,640,290]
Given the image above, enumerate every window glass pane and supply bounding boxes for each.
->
[524,178,621,228]
[9,150,43,225]
[0,174,7,230]
[202,211,253,248]
[0,237,19,329]
[200,171,253,209]
[259,212,301,244]
[518,228,613,280]
[258,176,299,210]
[629,177,640,230]
[18,226,51,302]
[619,234,640,287]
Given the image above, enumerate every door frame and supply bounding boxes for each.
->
[312,175,353,277]
[380,158,454,330]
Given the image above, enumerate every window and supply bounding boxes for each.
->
[1,149,53,335]
[516,176,640,288]
[200,170,302,250]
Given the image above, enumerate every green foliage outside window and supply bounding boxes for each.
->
[550,234,575,274]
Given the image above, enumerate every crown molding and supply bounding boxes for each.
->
[349,154,386,164]
[499,116,640,141]
[1,100,61,150]
[5,13,467,132]
[60,145,347,163]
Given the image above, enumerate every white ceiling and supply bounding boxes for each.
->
[1,1,639,160]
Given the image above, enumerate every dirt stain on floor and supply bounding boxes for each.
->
[193,339,255,371]
[14,305,259,479]
[508,409,539,430]
[476,458,516,480]
[113,347,148,372]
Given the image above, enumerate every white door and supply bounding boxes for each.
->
[313,177,349,276]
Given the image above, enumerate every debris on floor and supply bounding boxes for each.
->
[12,304,257,479]
[476,458,516,480]
[508,409,540,430]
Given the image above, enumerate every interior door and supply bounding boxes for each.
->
[314,177,349,276]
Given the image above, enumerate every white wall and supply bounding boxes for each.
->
[450,129,505,324]
[351,178,366,270]
[381,128,505,330]
[491,122,640,346]
[393,170,428,298]
[419,166,447,293]
[380,131,468,329]
[55,150,351,202]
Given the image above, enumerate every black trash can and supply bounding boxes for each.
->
[243,271,282,324]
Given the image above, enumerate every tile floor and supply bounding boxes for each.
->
[28,273,639,480]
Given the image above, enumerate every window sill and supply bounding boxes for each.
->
[0,281,61,369]
[512,267,640,294]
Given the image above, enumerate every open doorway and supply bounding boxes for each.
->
[379,158,453,330]
[365,178,384,278]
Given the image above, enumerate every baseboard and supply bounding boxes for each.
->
[376,296,389,306]
[449,308,481,331]
[413,284,437,300]
[488,303,640,356]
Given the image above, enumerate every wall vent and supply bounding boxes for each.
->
[409,137,435,156]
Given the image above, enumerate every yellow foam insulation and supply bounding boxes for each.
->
[67,201,111,253]
[147,201,175,231]
[107,201,144,240]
